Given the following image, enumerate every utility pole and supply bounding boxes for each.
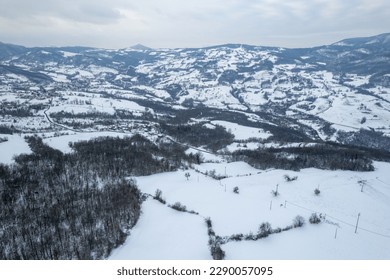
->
[358,180,366,192]
[355,213,361,234]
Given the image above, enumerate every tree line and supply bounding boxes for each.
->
[0,134,196,259]
[232,143,378,171]
[159,122,234,152]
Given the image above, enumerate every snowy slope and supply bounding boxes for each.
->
[1,33,390,140]
[110,199,210,260]
[0,134,31,164]
[1,33,390,261]
[109,160,390,260]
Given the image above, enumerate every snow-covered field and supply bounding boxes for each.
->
[110,199,210,260]
[2,130,389,260]
[0,131,133,162]
[42,131,132,153]
[110,160,390,260]
[0,134,32,164]
[211,120,272,140]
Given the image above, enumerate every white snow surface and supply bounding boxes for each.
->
[109,160,390,260]
[185,148,221,163]
[110,199,210,260]
[43,131,132,153]
[0,132,134,163]
[2,119,390,260]
[211,120,272,140]
[0,134,32,164]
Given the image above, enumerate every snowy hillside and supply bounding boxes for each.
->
[110,159,390,260]
[1,33,390,148]
[1,33,390,260]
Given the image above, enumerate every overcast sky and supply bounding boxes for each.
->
[0,0,389,49]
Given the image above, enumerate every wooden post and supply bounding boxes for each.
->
[334,228,338,239]
[284,200,287,208]
[359,180,366,192]
[270,200,273,211]
[355,213,361,234]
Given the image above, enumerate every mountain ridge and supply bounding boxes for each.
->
[1,32,389,52]
[1,33,390,152]
[2,33,390,262]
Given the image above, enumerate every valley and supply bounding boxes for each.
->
[1,33,390,260]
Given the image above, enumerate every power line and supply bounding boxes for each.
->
[285,200,390,239]
[375,177,390,187]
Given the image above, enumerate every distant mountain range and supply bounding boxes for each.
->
[2,34,390,262]
[1,33,390,150]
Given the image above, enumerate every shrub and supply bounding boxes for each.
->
[154,189,166,204]
[215,235,225,244]
[282,225,293,232]
[272,227,282,234]
[314,188,321,196]
[210,244,225,260]
[258,222,272,238]
[205,217,212,229]
[293,215,305,228]
[309,213,321,224]
[208,228,216,236]
[284,174,298,182]
[233,186,239,194]
[244,232,256,241]
[208,169,216,178]
[170,202,187,212]
[229,234,243,241]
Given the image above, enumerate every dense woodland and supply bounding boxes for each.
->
[232,143,383,171]
[2,112,390,260]
[338,129,390,152]
[159,122,235,152]
[0,135,195,259]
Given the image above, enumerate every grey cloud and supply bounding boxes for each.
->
[0,0,389,48]
[0,0,131,24]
